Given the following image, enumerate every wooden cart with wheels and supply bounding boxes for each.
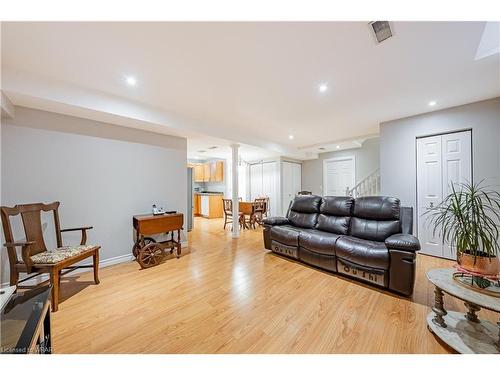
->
[132,213,184,269]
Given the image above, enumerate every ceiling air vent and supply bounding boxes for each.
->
[369,21,393,44]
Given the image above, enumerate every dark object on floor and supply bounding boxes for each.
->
[263,195,420,296]
[1,285,52,354]
[1,202,100,312]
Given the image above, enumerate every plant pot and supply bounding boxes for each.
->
[457,252,500,276]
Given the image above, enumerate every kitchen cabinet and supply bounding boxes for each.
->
[203,163,211,182]
[193,194,201,215]
[192,161,225,183]
[194,194,223,218]
[194,164,204,182]
[211,161,224,182]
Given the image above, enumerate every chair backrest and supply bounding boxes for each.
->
[1,202,63,265]
[222,199,233,215]
[255,197,269,213]
[253,199,266,213]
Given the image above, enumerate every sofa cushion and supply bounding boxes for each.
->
[335,236,389,270]
[320,196,354,216]
[270,225,300,246]
[350,217,400,242]
[289,195,322,213]
[316,214,350,235]
[298,229,340,255]
[288,211,318,229]
[353,196,400,220]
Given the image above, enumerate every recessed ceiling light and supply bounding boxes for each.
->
[319,83,328,93]
[336,145,340,149]
[318,147,326,151]
[428,100,437,106]
[289,135,294,140]
[126,76,137,86]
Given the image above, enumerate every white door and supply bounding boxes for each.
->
[282,161,302,216]
[323,157,355,196]
[441,131,472,259]
[262,161,278,216]
[417,130,472,259]
[417,135,443,258]
[250,163,263,200]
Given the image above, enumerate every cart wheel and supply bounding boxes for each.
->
[137,243,163,269]
[132,237,156,258]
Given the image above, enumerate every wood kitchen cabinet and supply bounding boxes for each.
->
[194,194,223,218]
[211,161,224,182]
[194,164,205,182]
[193,194,201,215]
[203,163,211,182]
[192,161,224,183]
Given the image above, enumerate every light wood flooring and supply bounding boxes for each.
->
[51,217,497,353]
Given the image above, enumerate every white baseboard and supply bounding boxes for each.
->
[1,241,190,288]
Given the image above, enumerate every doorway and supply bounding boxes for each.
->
[416,130,472,259]
[323,156,355,196]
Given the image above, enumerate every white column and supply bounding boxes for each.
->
[231,144,240,238]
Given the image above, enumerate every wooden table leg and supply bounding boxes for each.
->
[464,301,480,323]
[432,286,447,328]
[176,229,181,258]
[496,322,500,352]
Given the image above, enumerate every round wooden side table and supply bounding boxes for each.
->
[426,268,500,354]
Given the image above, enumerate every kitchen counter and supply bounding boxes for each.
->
[194,192,224,196]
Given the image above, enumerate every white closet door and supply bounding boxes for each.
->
[417,130,472,260]
[250,163,263,200]
[282,161,302,216]
[417,135,443,258]
[262,161,277,216]
[441,131,472,259]
[323,157,355,196]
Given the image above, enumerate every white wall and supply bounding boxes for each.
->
[1,107,187,284]
[380,97,500,230]
[301,137,380,196]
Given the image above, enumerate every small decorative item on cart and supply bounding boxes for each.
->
[152,204,165,215]
[426,180,500,294]
[132,212,184,269]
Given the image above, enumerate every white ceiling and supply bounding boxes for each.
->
[1,21,499,160]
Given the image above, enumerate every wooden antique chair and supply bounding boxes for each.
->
[1,202,100,312]
[222,198,234,229]
[251,199,267,227]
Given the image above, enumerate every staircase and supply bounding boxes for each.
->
[346,169,380,198]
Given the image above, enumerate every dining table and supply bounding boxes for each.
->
[238,201,254,229]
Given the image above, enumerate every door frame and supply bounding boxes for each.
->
[323,156,356,196]
[415,128,473,242]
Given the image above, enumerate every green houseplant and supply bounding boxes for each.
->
[426,180,500,276]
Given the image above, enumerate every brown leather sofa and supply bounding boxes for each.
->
[263,195,420,296]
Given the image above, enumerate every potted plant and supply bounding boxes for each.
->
[427,180,500,276]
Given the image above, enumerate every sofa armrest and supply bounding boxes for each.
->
[385,234,420,252]
[262,217,290,226]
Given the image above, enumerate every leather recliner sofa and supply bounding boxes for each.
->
[262,195,420,296]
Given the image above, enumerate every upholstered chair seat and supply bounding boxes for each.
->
[26,245,97,264]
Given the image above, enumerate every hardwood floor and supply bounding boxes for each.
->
[52,217,496,353]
